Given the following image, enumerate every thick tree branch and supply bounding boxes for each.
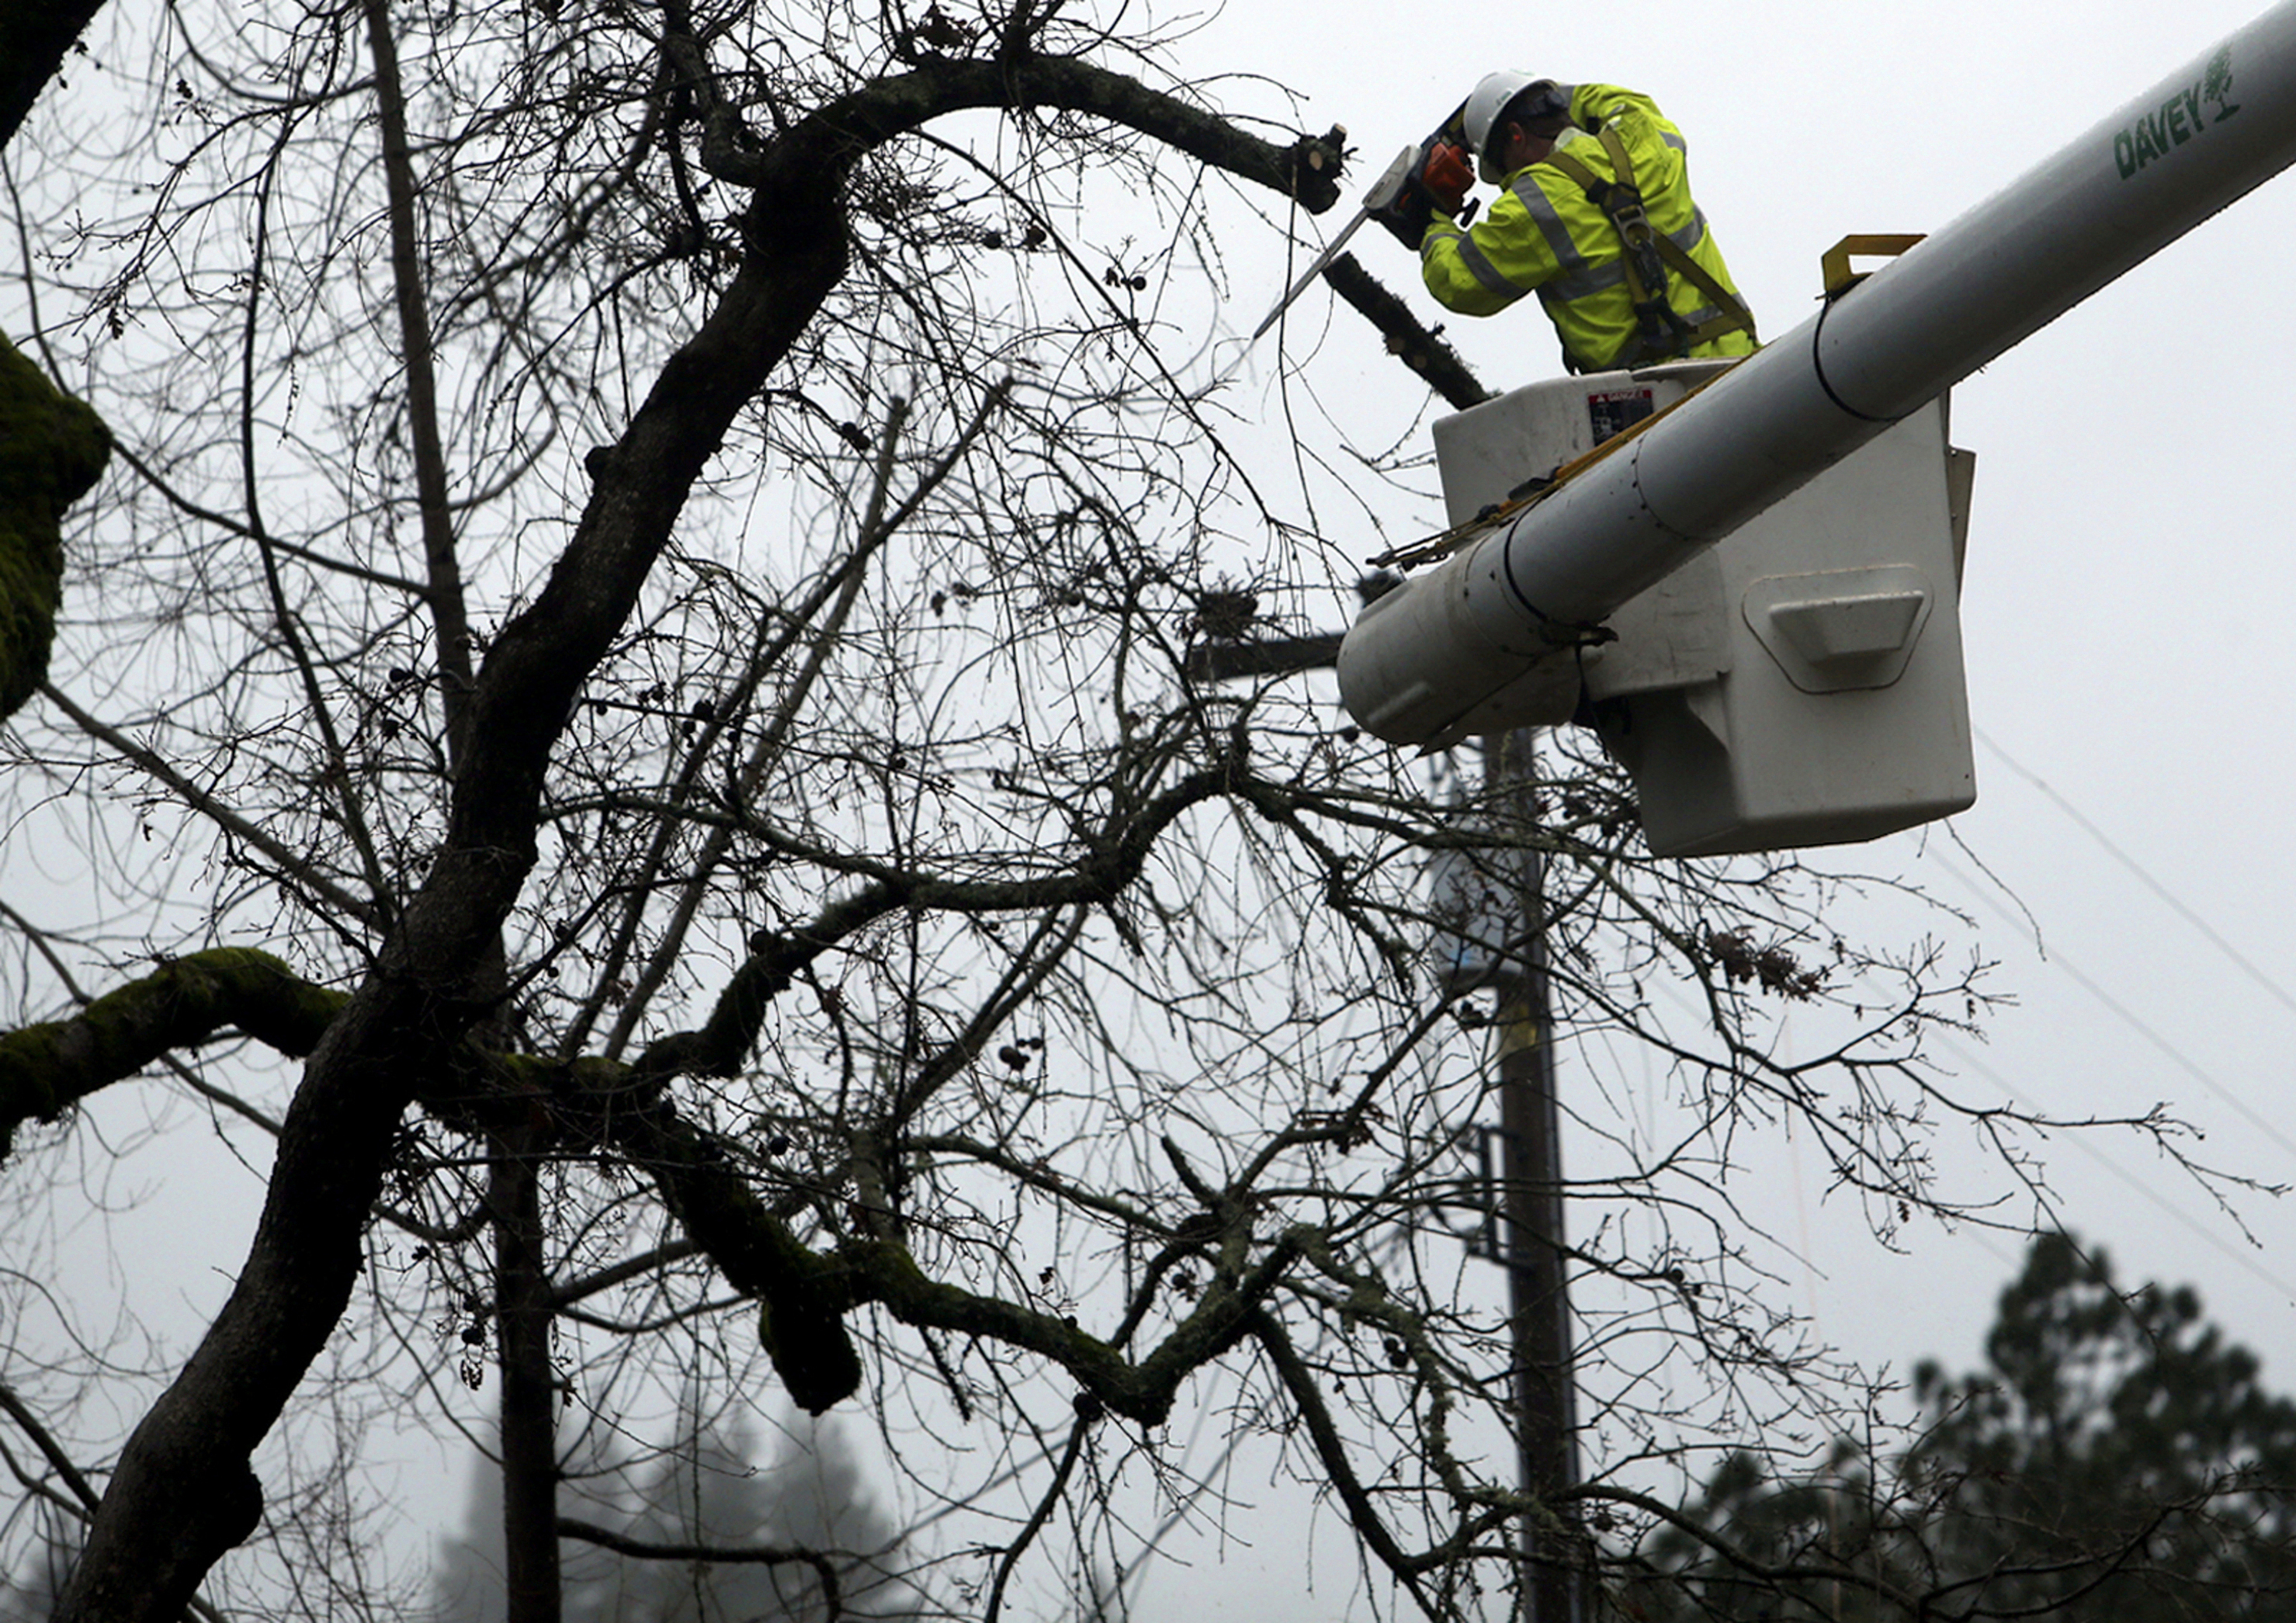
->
[1318,252,1493,411]
[490,1122,560,1623]
[577,1054,1305,1423]
[0,949,342,1157]
[1,336,108,720]
[0,0,108,148]
[664,34,1344,217]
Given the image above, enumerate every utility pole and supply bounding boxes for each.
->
[1193,621,1583,1623]
[1488,728,1582,1623]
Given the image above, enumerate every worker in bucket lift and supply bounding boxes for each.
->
[1393,75,1757,376]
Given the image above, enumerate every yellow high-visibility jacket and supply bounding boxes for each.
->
[1421,84,1755,374]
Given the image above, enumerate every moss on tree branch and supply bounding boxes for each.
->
[0,334,109,720]
[0,948,342,1157]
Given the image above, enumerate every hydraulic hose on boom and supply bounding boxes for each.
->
[1340,0,2296,749]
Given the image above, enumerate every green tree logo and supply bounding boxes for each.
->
[2206,47,2241,122]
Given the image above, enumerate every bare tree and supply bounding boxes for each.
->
[0,4,2240,1621]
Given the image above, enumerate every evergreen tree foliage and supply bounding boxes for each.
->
[0,1503,78,1623]
[431,1405,906,1623]
[1615,1233,2296,1621]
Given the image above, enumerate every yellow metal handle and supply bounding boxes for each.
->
[1821,233,1927,297]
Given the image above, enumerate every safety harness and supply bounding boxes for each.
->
[1541,123,1756,369]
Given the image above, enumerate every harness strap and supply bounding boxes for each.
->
[1542,126,1757,366]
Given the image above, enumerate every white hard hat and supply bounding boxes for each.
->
[1462,70,1553,184]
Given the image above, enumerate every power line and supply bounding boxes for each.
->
[1975,728,2296,1022]
[1926,1025,2296,1303]
[1929,847,2296,1166]
[1923,735,2296,1298]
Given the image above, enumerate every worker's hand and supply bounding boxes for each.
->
[1421,140,1473,216]
[1372,178,1436,248]
[1523,80,1573,127]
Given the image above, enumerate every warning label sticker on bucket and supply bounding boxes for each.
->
[1588,387,1656,443]
[1588,387,1662,445]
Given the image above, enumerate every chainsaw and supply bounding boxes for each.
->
[1249,124,1474,342]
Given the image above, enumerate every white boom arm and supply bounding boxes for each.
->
[1340,1,2296,746]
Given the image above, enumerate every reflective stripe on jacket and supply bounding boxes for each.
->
[1420,84,1754,373]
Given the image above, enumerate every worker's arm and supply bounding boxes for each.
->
[1421,213,1523,315]
[1568,83,1692,195]
[1420,179,1568,317]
